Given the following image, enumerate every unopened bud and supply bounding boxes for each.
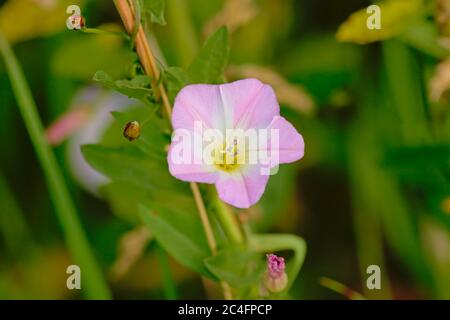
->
[263,254,288,293]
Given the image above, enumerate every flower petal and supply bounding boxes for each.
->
[172,79,281,133]
[172,84,225,132]
[252,116,305,167]
[215,166,269,208]
[167,130,219,183]
[168,162,218,183]
[219,78,280,130]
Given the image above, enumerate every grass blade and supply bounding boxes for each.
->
[0,34,111,299]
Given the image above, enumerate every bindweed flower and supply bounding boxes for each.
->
[46,106,91,146]
[167,78,305,208]
[46,87,135,195]
[263,254,288,293]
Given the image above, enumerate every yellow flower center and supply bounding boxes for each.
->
[213,138,243,172]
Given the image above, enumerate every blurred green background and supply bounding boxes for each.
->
[0,0,450,299]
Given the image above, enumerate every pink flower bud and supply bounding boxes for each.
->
[263,254,288,293]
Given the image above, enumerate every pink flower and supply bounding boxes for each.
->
[45,106,91,146]
[167,78,304,208]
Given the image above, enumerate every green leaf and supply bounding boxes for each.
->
[399,20,450,58]
[93,70,153,105]
[336,0,423,44]
[204,249,264,288]
[81,144,188,194]
[142,0,167,25]
[101,181,197,224]
[187,26,229,84]
[161,27,229,100]
[163,66,190,103]
[111,107,169,158]
[140,206,215,278]
[101,182,153,224]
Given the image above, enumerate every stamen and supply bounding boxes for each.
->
[214,138,242,172]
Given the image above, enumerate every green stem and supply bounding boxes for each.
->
[0,34,111,300]
[319,277,366,300]
[214,193,245,246]
[130,0,141,49]
[82,28,130,40]
[347,111,392,299]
